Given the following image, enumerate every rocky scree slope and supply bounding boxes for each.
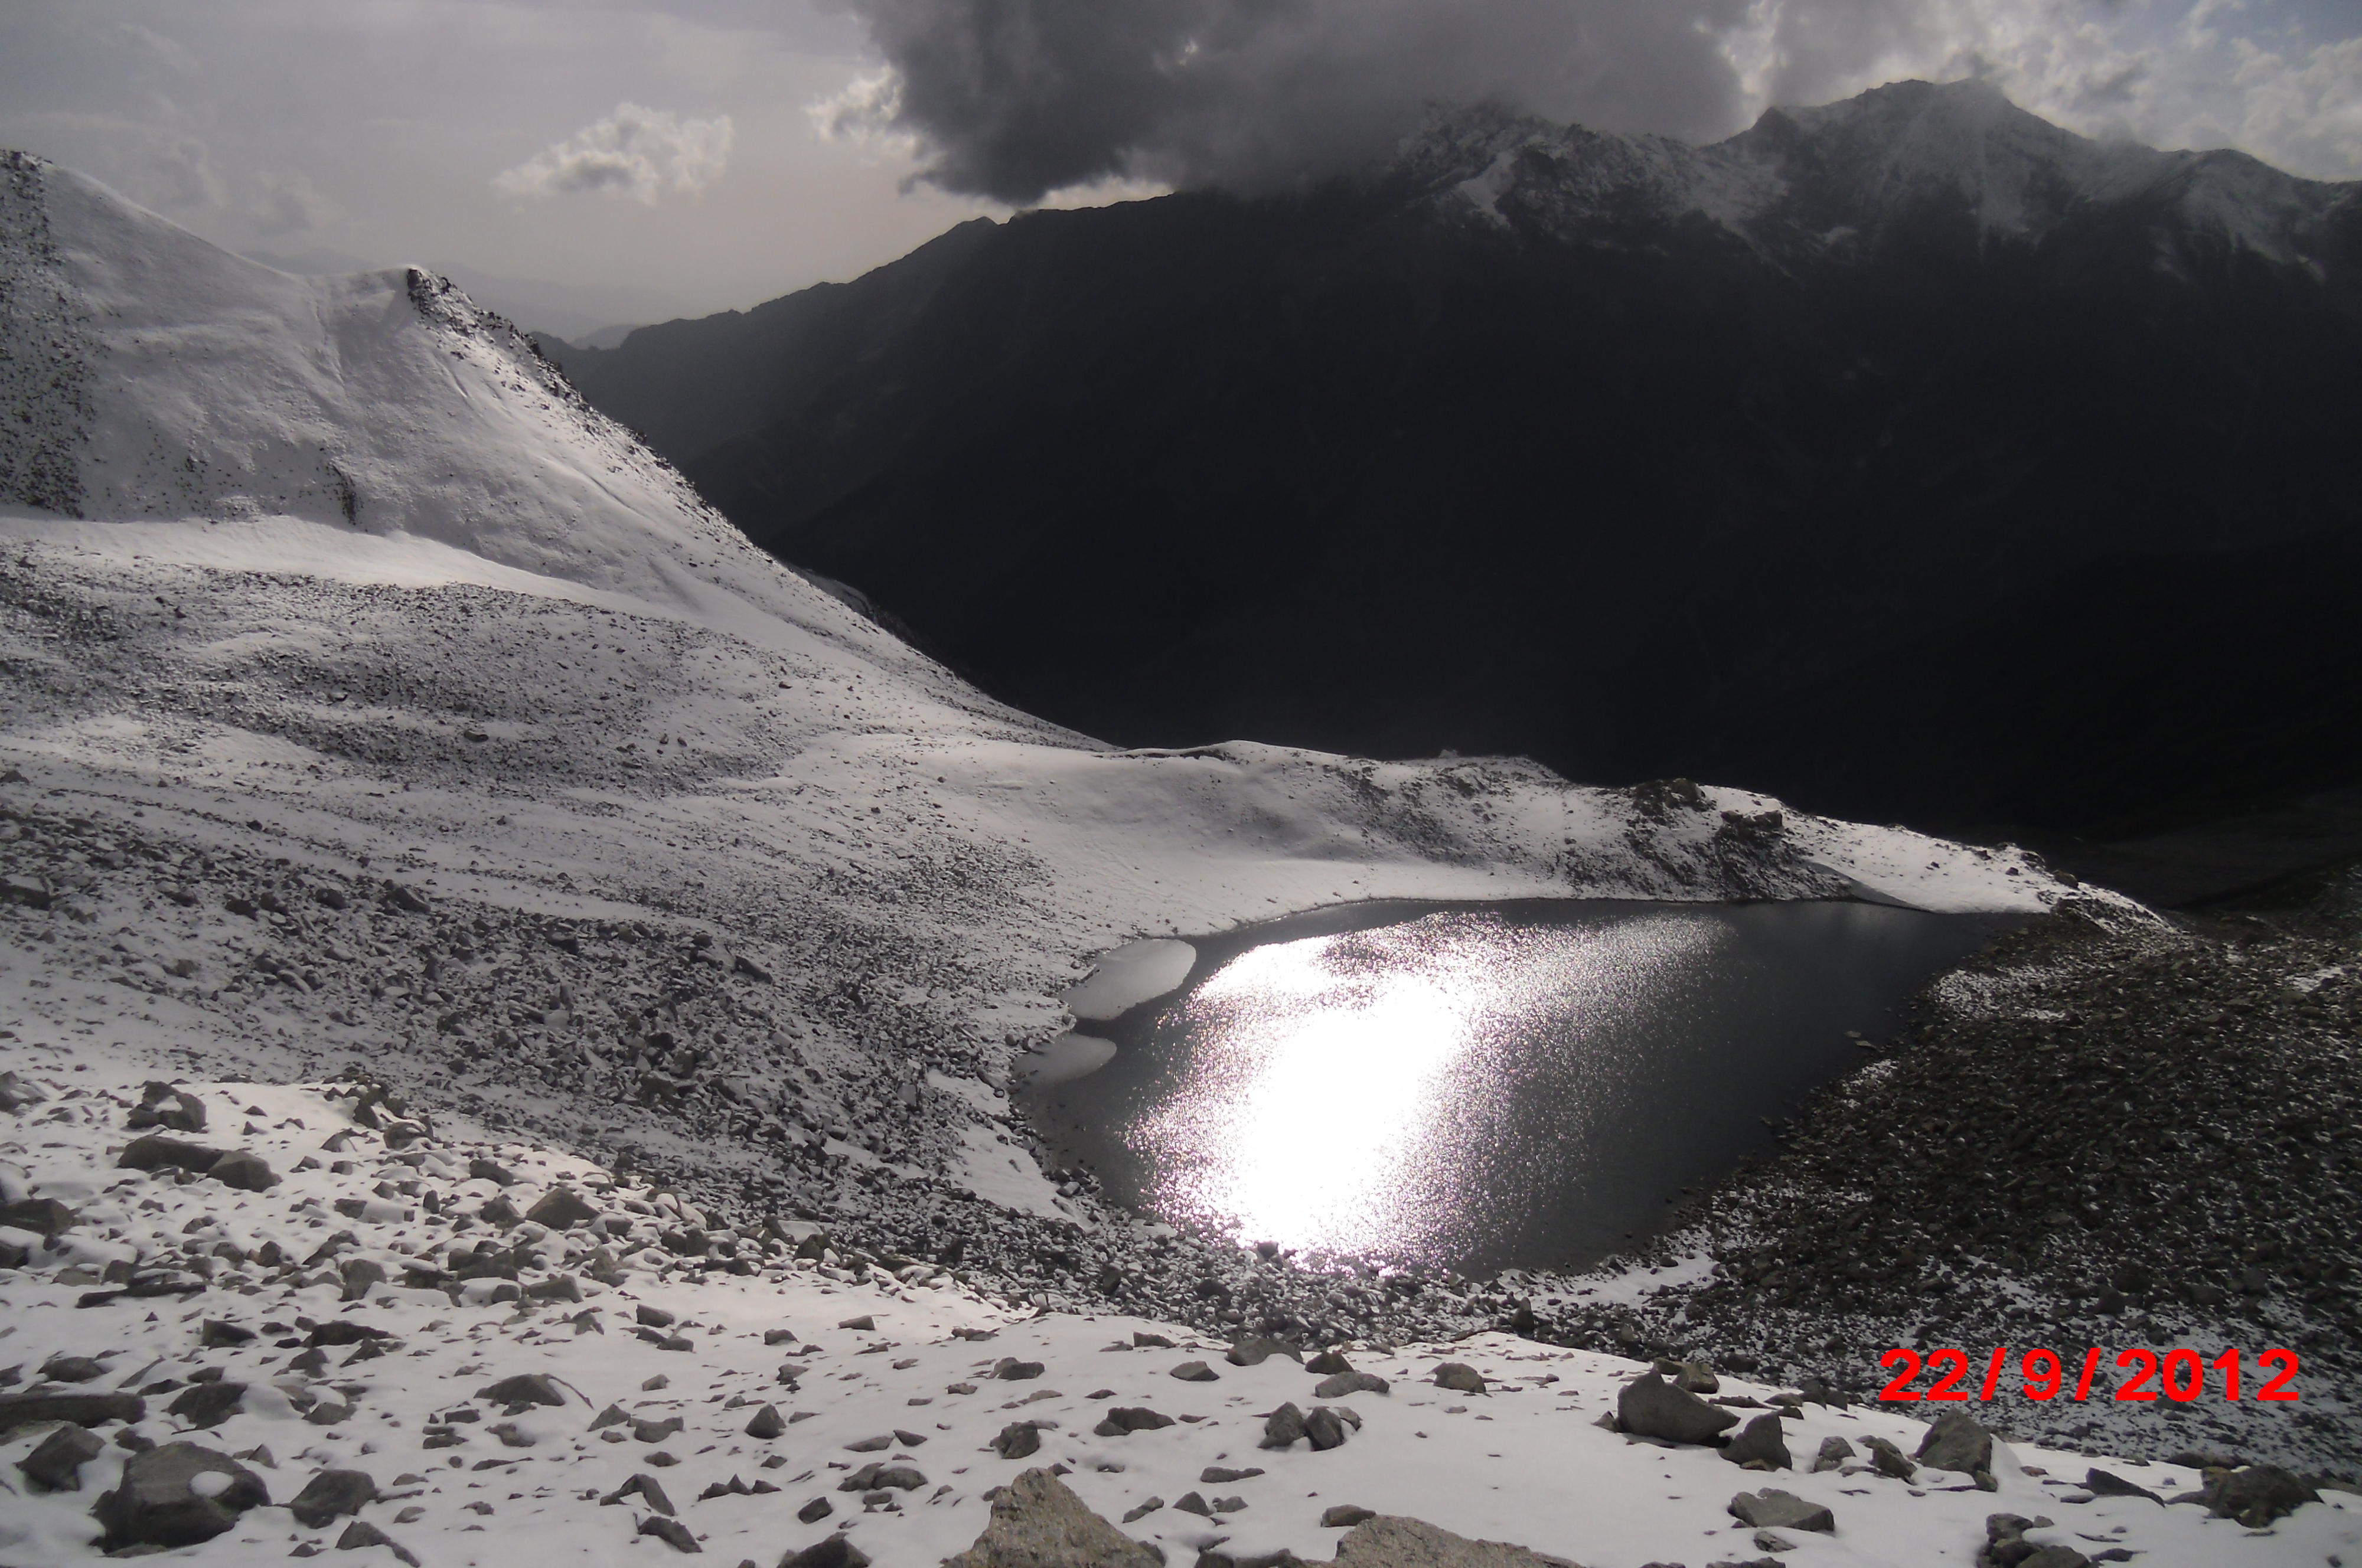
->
[2,1066,2352,1568]
[1510,874,2362,1478]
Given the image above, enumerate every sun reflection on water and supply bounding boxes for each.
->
[1134,910,1718,1260]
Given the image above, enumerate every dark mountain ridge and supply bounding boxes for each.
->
[545,80,2362,877]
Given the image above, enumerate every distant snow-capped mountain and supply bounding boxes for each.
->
[1402,78,2359,272]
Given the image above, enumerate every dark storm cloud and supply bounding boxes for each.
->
[823,0,1758,202]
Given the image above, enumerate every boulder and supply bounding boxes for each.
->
[1431,1363,1486,1394]
[1322,1505,1378,1528]
[1226,1337,1301,1367]
[19,1422,106,1489]
[2201,1466,2320,1527]
[1617,1373,1739,1445]
[165,1381,249,1429]
[781,1537,869,1568]
[994,1358,1046,1381]
[0,1196,79,1235]
[745,1404,786,1439]
[1810,1436,1854,1473]
[1331,1515,1581,1568]
[1727,1489,1834,1533]
[1092,1407,1175,1437]
[289,1468,378,1527]
[1315,1371,1390,1399]
[1304,1407,1349,1451]
[92,1442,269,1549]
[941,1466,1163,1568]
[129,1083,207,1133]
[338,1518,422,1566]
[602,1473,677,1514]
[208,1150,279,1191]
[639,1515,702,1553]
[0,1391,145,1431]
[1916,1412,1998,1487]
[1719,1413,1792,1469]
[993,1422,1043,1459]
[1170,1360,1220,1381]
[40,1352,105,1383]
[117,1133,224,1177]
[1861,1436,1916,1481]
[478,1373,566,1409]
[838,1463,925,1492]
[1261,1402,1307,1449]
[526,1187,601,1229]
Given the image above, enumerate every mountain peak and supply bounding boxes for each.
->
[1392,78,2354,269]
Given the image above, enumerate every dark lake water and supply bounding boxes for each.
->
[1018,899,2012,1275]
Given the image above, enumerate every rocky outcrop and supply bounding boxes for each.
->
[941,1467,1164,1568]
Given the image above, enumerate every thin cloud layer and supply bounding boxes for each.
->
[813,0,2362,202]
[494,102,737,204]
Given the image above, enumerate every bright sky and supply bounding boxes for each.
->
[2,0,2356,322]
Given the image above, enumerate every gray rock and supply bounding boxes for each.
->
[993,1422,1043,1459]
[1323,1505,1377,1528]
[165,1380,249,1429]
[1810,1436,1854,1473]
[290,1468,378,1527]
[1174,1491,1214,1517]
[1618,1372,1739,1446]
[2082,1469,2158,1504]
[1654,1357,1720,1394]
[781,1538,869,1568]
[845,1435,894,1453]
[129,1083,207,1133]
[1331,1515,1580,1568]
[1726,1489,1835,1533]
[39,1352,104,1383]
[1861,1436,1915,1481]
[0,1195,79,1236]
[200,1319,257,1348]
[116,1133,223,1177]
[1093,1407,1174,1436]
[1916,1412,1996,1487]
[1315,1371,1390,1399]
[208,1150,279,1191]
[746,1404,785,1439]
[994,1358,1046,1381]
[942,1466,1163,1568]
[601,1473,676,1514]
[837,1315,876,1331]
[1121,1498,1164,1523]
[797,1496,836,1524]
[2015,1551,2090,1568]
[1200,1466,1264,1483]
[840,1463,925,1492]
[1304,1407,1349,1451]
[1431,1363,1486,1394]
[638,1515,702,1553]
[340,1257,387,1302]
[469,1158,518,1186]
[524,1187,601,1229]
[2200,1466,2319,1527]
[478,1373,566,1409]
[1720,1414,1792,1469]
[1170,1360,1220,1381]
[1261,1402,1307,1449]
[19,1422,106,1489]
[1226,1337,1301,1367]
[92,1442,269,1549]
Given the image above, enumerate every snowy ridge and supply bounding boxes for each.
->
[1399,79,2360,267]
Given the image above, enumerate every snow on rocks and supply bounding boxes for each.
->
[2,1070,2354,1565]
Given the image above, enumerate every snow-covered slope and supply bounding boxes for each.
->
[0,141,2121,1297]
[1405,79,2360,267]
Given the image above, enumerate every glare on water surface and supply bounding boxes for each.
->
[1134,910,1718,1259]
